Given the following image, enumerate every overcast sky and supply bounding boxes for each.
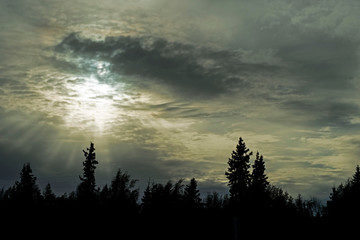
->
[1,0,360,200]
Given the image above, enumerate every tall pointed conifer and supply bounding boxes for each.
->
[251,152,269,193]
[225,137,252,204]
[77,142,98,201]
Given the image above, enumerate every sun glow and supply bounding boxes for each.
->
[96,61,110,76]
[63,74,123,134]
[35,58,172,136]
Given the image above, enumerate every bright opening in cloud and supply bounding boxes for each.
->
[63,74,121,134]
[96,61,110,76]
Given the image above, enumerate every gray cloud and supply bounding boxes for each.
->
[52,33,281,99]
[0,107,82,194]
[281,99,360,128]
[277,33,359,92]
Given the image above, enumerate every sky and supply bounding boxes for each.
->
[1,0,360,200]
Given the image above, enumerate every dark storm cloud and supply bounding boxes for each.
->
[53,33,280,99]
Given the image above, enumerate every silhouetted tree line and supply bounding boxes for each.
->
[1,138,360,238]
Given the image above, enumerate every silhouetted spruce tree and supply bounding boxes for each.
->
[225,137,252,205]
[183,178,201,208]
[0,187,4,201]
[141,179,184,213]
[167,179,184,208]
[249,152,270,215]
[267,184,297,222]
[351,165,360,188]
[141,182,152,212]
[251,152,269,194]
[204,192,224,209]
[77,142,98,202]
[295,194,306,216]
[325,165,360,223]
[172,179,184,198]
[108,169,139,210]
[143,182,164,212]
[8,163,41,205]
[99,184,110,204]
[43,183,56,204]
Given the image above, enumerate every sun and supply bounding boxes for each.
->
[55,68,129,135]
[46,58,130,134]
[69,75,116,131]
[38,59,132,135]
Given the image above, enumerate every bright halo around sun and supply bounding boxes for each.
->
[36,59,133,135]
[55,60,129,135]
[64,75,118,133]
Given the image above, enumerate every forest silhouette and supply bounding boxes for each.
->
[1,137,360,238]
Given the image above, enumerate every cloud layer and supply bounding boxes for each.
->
[53,33,285,100]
